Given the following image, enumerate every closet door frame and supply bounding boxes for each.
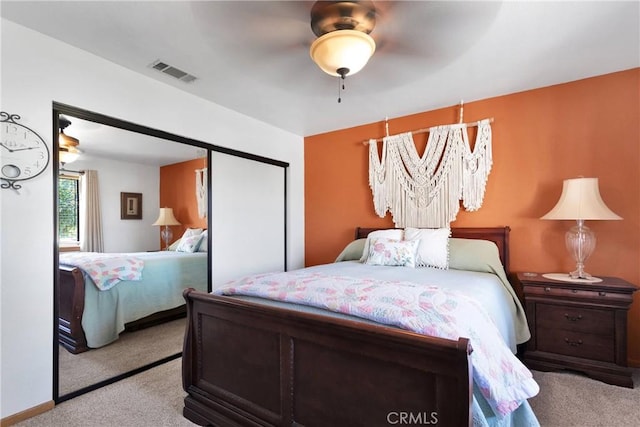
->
[52,102,288,403]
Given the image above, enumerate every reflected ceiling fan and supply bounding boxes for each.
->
[59,117,82,165]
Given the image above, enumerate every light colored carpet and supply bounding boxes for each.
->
[17,358,195,427]
[530,368,640,426]
[18,362,640,426]
[58,318,186,396]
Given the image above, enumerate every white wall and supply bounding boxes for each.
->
[0,19,305,418]
[211,152,286,286]
[69,157,160,253]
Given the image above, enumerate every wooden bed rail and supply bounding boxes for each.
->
[182,288,473,426]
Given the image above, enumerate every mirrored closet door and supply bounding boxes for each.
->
[53,103,289,403]
[53,104,212,402]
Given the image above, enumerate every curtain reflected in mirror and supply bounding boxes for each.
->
[54,105,211,401]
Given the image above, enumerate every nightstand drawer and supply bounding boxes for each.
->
[524,284,630,303]
[536,304,613,335]
[537,329,614,362]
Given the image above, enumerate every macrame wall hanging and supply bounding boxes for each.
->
[368,118,492,228]
[195,167,207,219]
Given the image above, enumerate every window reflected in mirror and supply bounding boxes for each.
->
[58,174,80,252]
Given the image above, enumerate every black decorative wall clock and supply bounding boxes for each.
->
[0,111,50,190]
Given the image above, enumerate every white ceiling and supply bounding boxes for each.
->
[2,1,639,138]
[59,115,206,167]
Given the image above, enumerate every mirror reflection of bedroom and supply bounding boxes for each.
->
[55,108,210,401]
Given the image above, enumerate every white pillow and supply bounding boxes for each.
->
[197,230,208,252]
[176,233,204,253]
[167,239,181,251]
[359,229,404,262]
[404,227,451,269]
[365,237,419,268]
[181,228,203,239]
[169,228,204,252]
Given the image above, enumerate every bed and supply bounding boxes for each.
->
[58,250,208,354]
[182,227,539,426]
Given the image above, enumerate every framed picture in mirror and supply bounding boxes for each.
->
[121,192,142,220]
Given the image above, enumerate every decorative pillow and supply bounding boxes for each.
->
[197,230,208,252]
[167,239,181,251]
[176,234,203,253]
[359,229,404,262]
[335,238,366,262]
[365,237,419,267]
[448,238,503,274]
[404,227,451,269]
[181,228,203,239]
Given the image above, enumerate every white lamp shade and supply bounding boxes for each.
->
[310,29,376,77]
[541,177,622,220]
[152,207,181,226]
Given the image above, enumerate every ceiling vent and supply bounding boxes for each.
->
[150,60,197,83]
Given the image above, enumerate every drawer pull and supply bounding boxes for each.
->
[564,338,583,347]
[544,287,551,292]
[599,291,606,297]
[571,289,578,293]
[564,313,583,322]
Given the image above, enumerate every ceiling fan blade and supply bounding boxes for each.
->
[372,1,502,60]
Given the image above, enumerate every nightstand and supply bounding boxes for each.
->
[517,272,638,388]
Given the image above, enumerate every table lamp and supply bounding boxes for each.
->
[541,177,621,281]
[152,207,181,250]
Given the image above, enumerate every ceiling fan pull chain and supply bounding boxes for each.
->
[337,67,349,103]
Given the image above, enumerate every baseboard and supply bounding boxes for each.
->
[0,401,54,427]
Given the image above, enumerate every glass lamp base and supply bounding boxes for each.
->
[565,219,596,280]
[569,269,592,280]
[160,226,173,251]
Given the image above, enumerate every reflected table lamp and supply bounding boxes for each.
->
[152,207,181,250]
[541,177,622,282]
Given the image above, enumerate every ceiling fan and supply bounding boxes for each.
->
[190,1,502,98]
[59,117,82,165]
[308,1,382,102]
[309,1,377,77]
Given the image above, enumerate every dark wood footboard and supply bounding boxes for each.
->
[58,265,89,354]
[182,289,473,427]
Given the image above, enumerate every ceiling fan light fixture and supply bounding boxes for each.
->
[59,145,81,164]
[310,29,376,77]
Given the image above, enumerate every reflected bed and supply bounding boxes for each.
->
[59,251,207,354]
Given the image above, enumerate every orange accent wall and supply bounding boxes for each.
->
[159,158,207,244]
[304,68,640,365]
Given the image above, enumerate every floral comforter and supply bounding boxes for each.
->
[59,252,144,291]
[218,270,539,418]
